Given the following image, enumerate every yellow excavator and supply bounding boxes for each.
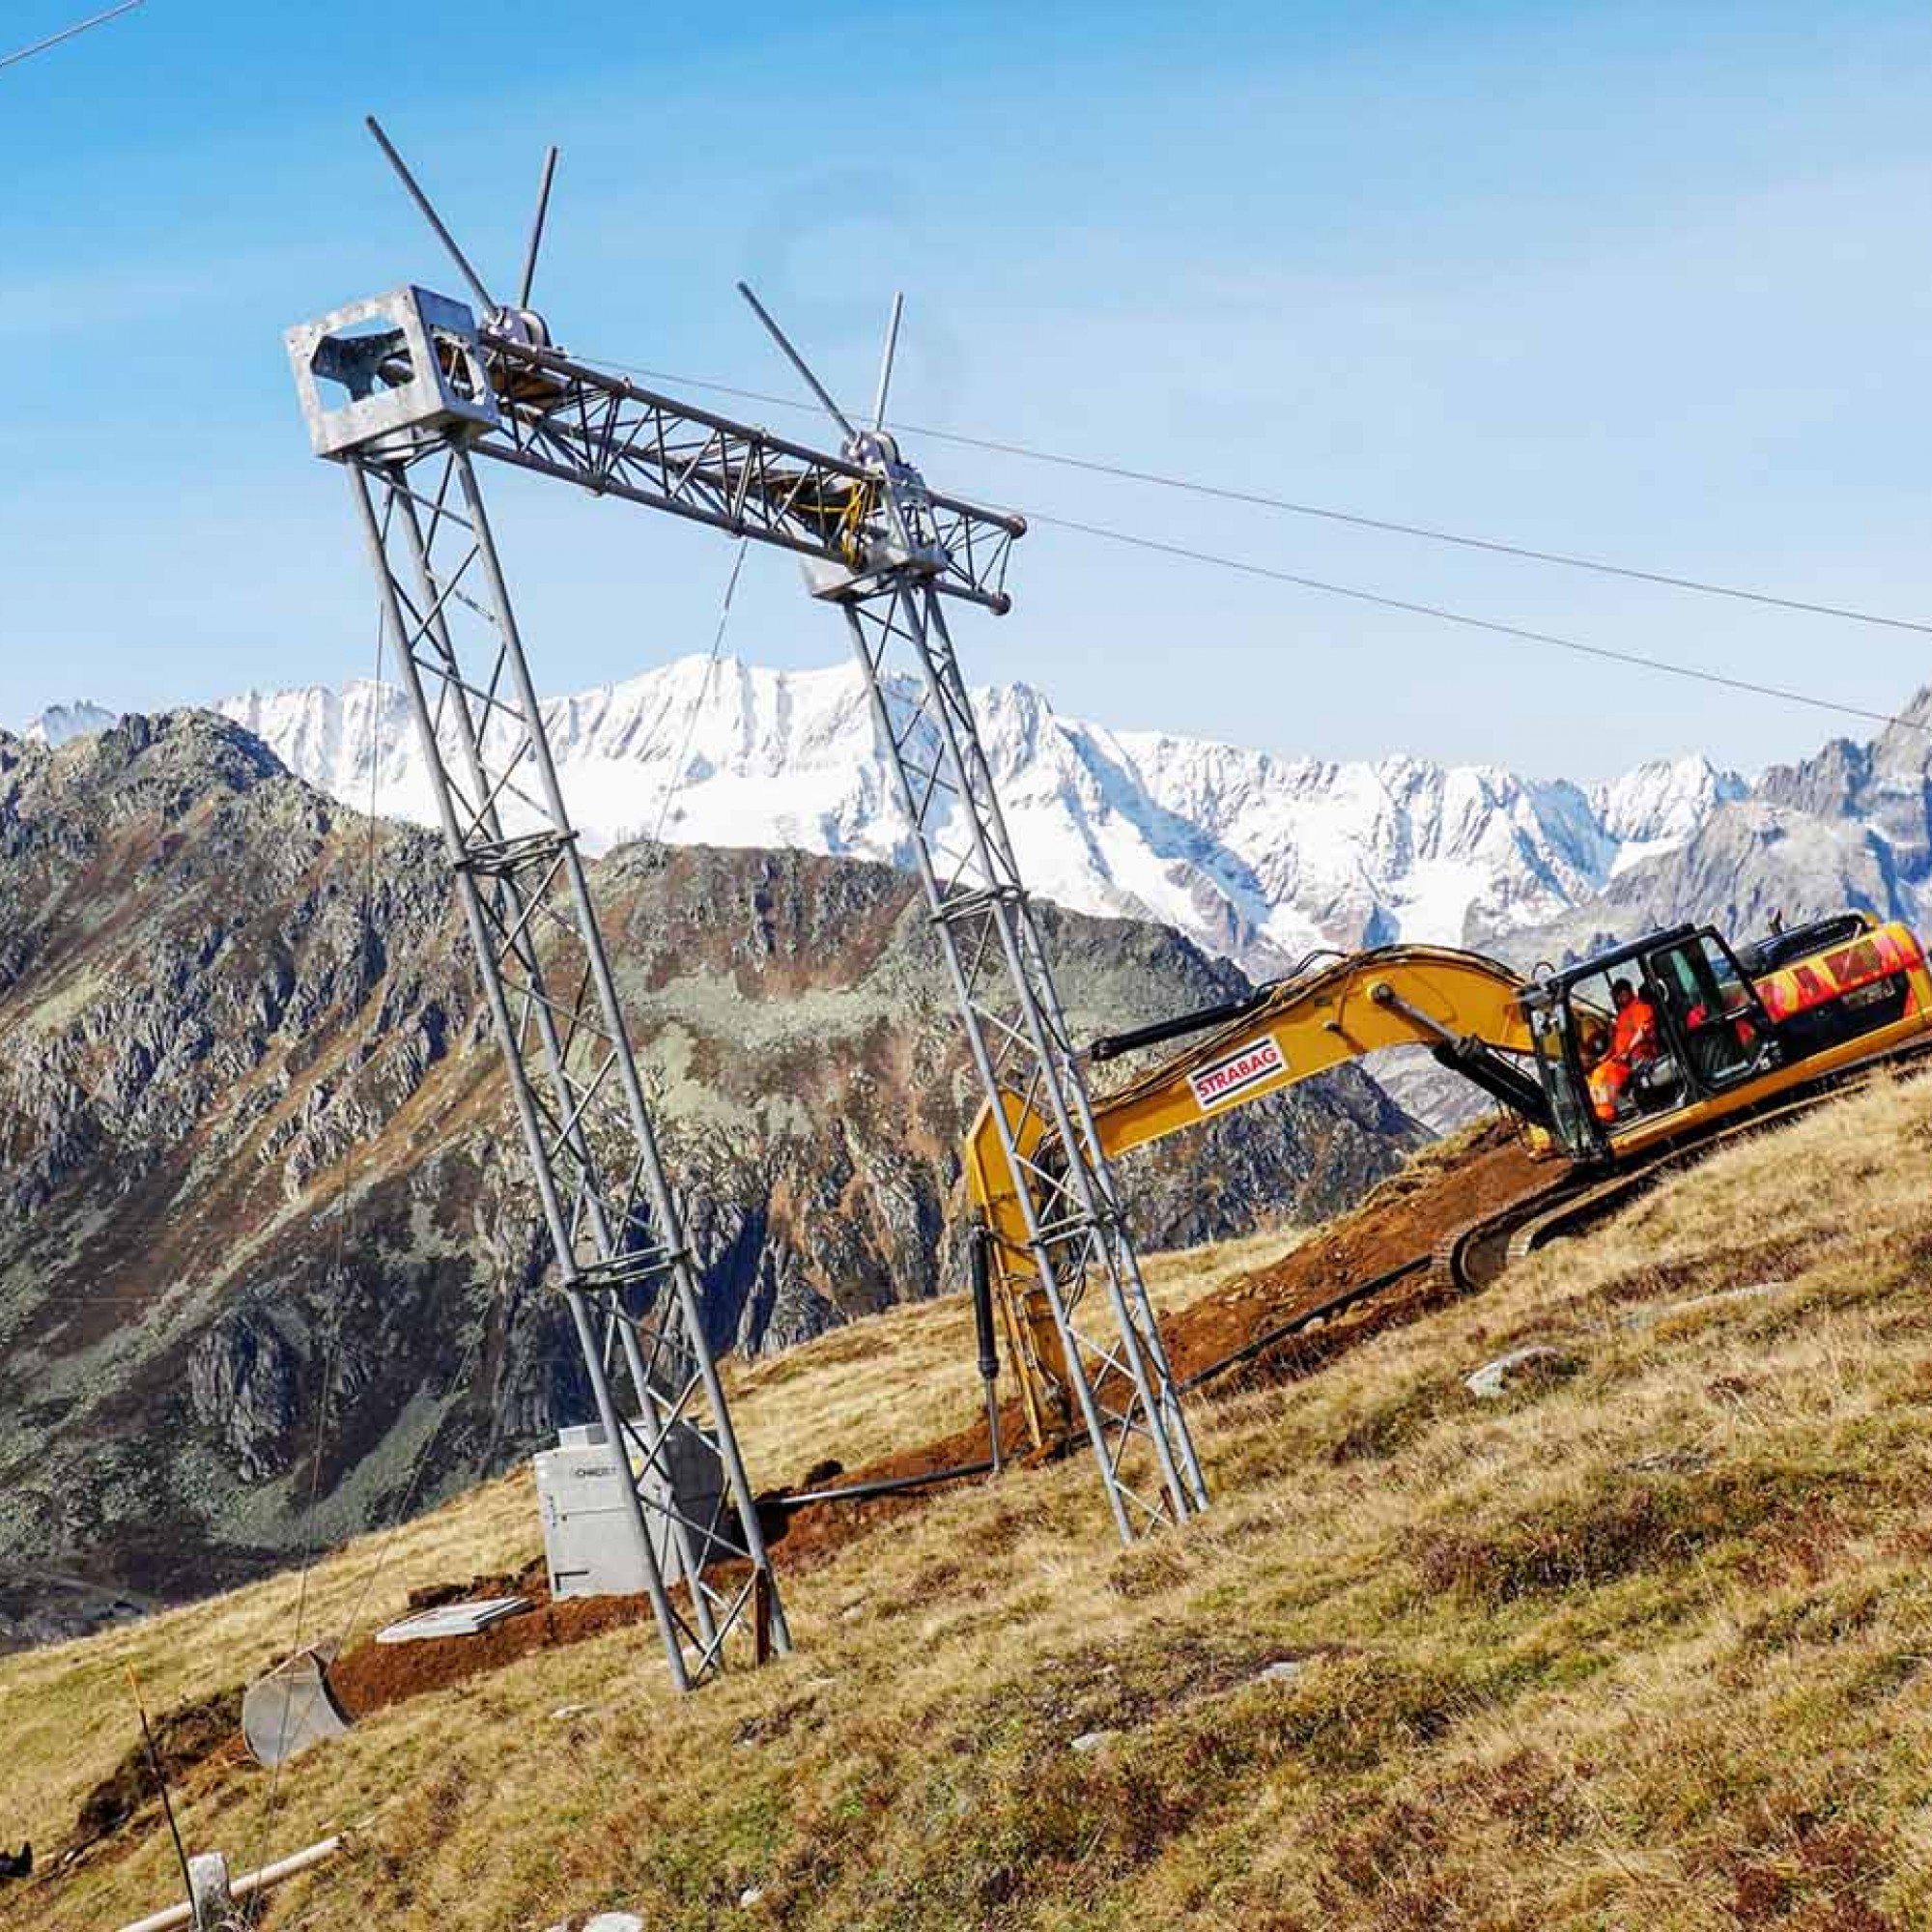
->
[964,910,1932,1450]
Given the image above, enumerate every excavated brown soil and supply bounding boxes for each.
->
[175,1127,1556,1734]
[71,1686,246,1848]
[327,1583,650,1718]
[1158,1122,1553,1387]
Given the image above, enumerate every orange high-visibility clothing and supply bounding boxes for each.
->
[1610,998,1658,1065]
[1589,997,1660,1122]
[1589,1057,1629,1122]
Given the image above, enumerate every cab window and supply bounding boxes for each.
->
[1528,1001,1602,1161]
[1562,964,1687,1128]
[1645,934,1765,1089]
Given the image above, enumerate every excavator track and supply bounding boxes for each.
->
[1443,1032,1932,1293]
[1177,1030,1932,1404]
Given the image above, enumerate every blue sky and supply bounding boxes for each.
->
[5,0,1932,781]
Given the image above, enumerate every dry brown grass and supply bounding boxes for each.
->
[10,1078,1932,1929]
[727,1224,1296,1483]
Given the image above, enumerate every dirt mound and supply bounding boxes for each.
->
[402,1554,548,1615]
[326,1584,651,1718]
[72,1686,244,1847]
[1161,1122,1548,1384]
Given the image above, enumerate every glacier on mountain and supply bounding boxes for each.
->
[212,656,1742,977]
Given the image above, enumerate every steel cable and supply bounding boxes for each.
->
[0,0,143,73]
[1026,511,1931,738]
[646,537,750,856]
[573,348,1932,642]
[241,607,389,1920]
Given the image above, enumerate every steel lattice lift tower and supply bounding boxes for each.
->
[287,126,1207,1686]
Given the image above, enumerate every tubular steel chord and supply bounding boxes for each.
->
[343,437,787,1689]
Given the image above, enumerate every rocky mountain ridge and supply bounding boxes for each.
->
[44,666,1932,1132]
[0,709,1419,1625]
[1508,683,1932,964]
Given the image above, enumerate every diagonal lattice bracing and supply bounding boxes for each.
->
[344,440,787,1688]
[292,276,1203,1548]
[836,579,1208,1543]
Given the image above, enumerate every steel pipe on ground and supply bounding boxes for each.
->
[114,1833,343,1932]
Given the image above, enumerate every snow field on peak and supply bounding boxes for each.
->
[211,657,1740,977]
[17,699,120,747]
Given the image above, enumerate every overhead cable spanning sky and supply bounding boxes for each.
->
[5,0,1932,781]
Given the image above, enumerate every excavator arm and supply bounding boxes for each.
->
[963,945,1542,1451]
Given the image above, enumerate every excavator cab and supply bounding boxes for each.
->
[1523,923,1778,1162]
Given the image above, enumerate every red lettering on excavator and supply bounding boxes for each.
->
[1188,1035,1288,1111]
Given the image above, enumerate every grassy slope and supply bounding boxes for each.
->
[9,1084,1932,1929]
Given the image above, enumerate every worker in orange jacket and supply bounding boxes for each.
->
[1588,978,1660,1122]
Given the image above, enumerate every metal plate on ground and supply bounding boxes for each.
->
[242,1647,352,1767]
[374,1596,532,1644]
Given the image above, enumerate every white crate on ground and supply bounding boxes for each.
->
[534,1420,725,1601]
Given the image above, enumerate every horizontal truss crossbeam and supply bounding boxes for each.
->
[471,333,1024,614]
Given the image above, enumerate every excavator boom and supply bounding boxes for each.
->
[1082,946,1537,1159]
[963,944,1539,1448]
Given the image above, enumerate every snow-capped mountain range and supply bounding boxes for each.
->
[196,658,1741,976]
[15,668,1740,976]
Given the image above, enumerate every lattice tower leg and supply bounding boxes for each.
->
[838,577,1208,1541]
[344,440,788,1685]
